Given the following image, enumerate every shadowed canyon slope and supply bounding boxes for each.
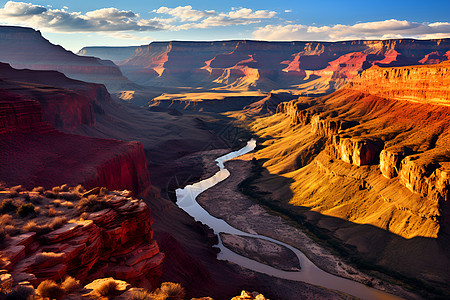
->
[82,39,450,93]
[0,26,131,91]
[0,63,151,195]
[249,61,450,289]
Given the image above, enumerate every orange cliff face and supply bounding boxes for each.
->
[250,62,450,286]
[115,39,450,92]
[348,61,450,106]
[0,67,152,197]
[0,26,131,91]
[252,61,450,240]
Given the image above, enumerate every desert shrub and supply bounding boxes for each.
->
[0,214,13,226]
[36,280,64,300]
[48,208,57,217]
[0,199,16,213]
[32,186,45,194]
[4,225,20,236]
[53,200,62,207]
[23,221,51,235]
[128,289,153,300]
[61,276,81,293]
[94,279,119,299]
[5,285,35,300]
[48,217,67,230]
[155,282,185,300]
[16,204,35,218]
[76,195,108,213]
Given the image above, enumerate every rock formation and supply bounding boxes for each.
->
[250,61,450,290]
[112,39,450,92]
[348,61,450,105]
[0,26,131,91]
[0,186,164,290]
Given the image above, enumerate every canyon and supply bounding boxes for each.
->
[1,23,450,299]
[80,39,450,96]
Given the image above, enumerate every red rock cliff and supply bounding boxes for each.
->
[0,188,164,289]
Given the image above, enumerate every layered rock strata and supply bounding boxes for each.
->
[0,189,164,289]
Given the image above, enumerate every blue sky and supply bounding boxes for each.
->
[0,0,449,52]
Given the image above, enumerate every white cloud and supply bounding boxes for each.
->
[253,19,450,41]
[0,2,277,33]
[154,5,215,22]
[166,7,277,30]
[0,1,166,32]
[285,10,292,13]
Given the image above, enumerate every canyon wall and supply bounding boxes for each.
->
[0,26,131,91]
[0,62,111,130]
[0,69,152,196]
[254,61,450,241]
[348,61,450,105]
[111,39,450,92]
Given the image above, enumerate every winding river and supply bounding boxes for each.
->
[176,139,401,300]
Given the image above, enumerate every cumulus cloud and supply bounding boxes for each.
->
[155,6,276,30]
[0,2,277,33]
[0,1,166,32]
[253,19,450,41]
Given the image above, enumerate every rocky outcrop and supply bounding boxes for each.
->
[116,38,450,92]
[329,135,384,166]
[348,61,450,105]
[83,141,152,197]
[0,26,131,91]
[379,146,413,178]
[0,189,164,289]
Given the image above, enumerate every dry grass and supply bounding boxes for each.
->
[157,282,185,299]
[128,289,153,300]
[0,214,14,226]
[48,217,67,230]
[23,221,51,235]
[37,280,65,300]
[61,276,81,293]
[76,195,109,213]
[94,279,119,299]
